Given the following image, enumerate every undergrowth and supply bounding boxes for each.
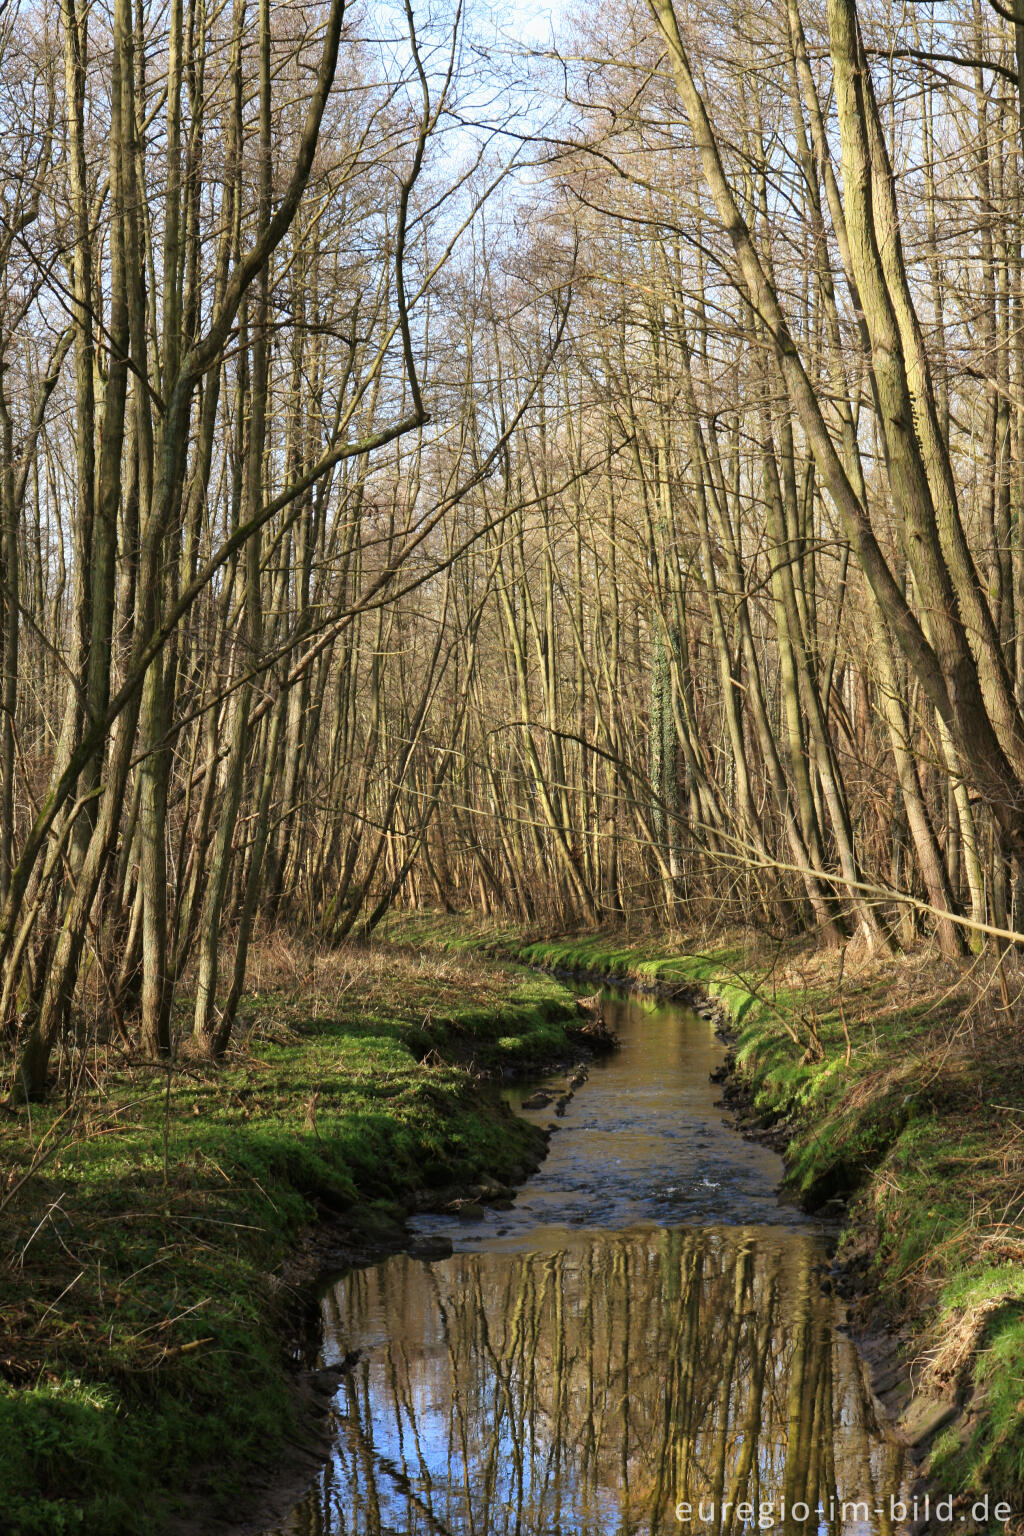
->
[0,934,581,1535]
[385,911,1024,1507]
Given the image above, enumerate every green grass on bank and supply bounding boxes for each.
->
[732,963,1024,1501]
[385,912,1024,1504]
[0,939,581,1535]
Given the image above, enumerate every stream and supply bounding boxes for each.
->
[265,989,911,1536]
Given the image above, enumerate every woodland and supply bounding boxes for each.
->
[5,0,1024,1527]
[0,0,1022,1093]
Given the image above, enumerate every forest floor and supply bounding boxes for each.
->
[0,935,584,1536]
[385,913,1024,1512]
[5,916,1023,1533]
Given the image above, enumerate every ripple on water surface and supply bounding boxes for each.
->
[264,992,911,1536]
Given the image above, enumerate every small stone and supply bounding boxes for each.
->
[449,1200,485,1220]
[407,1234,454,1260]
[522,1090,553,1109]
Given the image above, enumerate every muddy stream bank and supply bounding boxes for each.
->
[259,988,915,1536]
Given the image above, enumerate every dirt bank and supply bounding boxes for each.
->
[0,935,590,1536]
[383,914,1024,1515]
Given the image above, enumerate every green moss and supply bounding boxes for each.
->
[0,948,580,1534]
[390,913,1024,1509]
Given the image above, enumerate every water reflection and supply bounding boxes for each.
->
[272,1225,908,1536]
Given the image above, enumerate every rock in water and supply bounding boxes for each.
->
[407,1234,454,1260]
[453,1200,485,1220]
[566,1015,619,1053]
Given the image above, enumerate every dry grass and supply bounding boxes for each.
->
[0,924,581,1535]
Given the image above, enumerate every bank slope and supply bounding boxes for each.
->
[0,941,581,1536]
[384,914,1024,1508]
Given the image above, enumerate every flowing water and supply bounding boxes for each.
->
[265,990,911,1536]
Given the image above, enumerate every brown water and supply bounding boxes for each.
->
[266,991,911,1536]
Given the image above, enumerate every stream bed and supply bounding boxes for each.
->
[265,990,911,1536]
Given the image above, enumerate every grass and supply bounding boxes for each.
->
[385,912,1024,1507]
[0,933,582,1535]
[9,911,1022,1523]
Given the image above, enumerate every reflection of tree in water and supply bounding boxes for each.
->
[281,1229,906,1536]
